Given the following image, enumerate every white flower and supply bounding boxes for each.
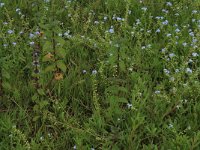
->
[182,42,187,47]
[175,28,180,33]
[168,124,173,128]
[192,19,196,22]
[166,33,171,37]
[156,29,161,33]
[40,136,44,141]
[92,70,97,75]
[3,44,8,47]
[94,21,99,24]
[141,46,146,49]
[16,8,20,12]
[155,90,161,94]
[188,59,193,63]
[127,103,132,109]
[164,69,170,75]
[192,10,197,14]
[192,52,199,57]
[141,7,147,12]
[175,69,179,73]
[176,105,181,109]
[29,42,35,45]
[0,3,5,7]
[169,53,175,58]
[161,48,166,53]
[147,44,151,48]
[175,13,179,16]
[162,9,169,14]
[19,31,24,34]
[147,30,151,33]
[166,2,172,6]
[82,70,87,74]
[136,19,141,25]
[128,67,133,71]
[155,16,161,20]
[185,68,192,74]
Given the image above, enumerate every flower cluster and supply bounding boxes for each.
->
[32,44,41,88]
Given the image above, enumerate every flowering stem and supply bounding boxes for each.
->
[0,69,3,97]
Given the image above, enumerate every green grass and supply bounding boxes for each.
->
[0,0,200,149]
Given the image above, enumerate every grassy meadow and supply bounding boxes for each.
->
[0,0,200,149]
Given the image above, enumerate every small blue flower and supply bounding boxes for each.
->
[169,53,175,58]
[8,30,14,34]
[189,32,194,36]
[156,29,161,33]
[29,33,35,39]
[108,27,114,34]
[12,42,17,46]
[175,28,180,33]
[162,20,169,25]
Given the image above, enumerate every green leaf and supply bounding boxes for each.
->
[43,41,52,52]
[2,70,10,79]
[55,37,65,46]
[39,100,49,109]
[119,61,126,72]
[32,94,38,101]
[55,48,66,58]
[37,89,45,96]
[2,82,11,90]
[117,97,128,103]
[56,60,66,72]
[44,64,56,72]
[33,115,40,122]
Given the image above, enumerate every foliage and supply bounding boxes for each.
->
[0,0,200,149]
